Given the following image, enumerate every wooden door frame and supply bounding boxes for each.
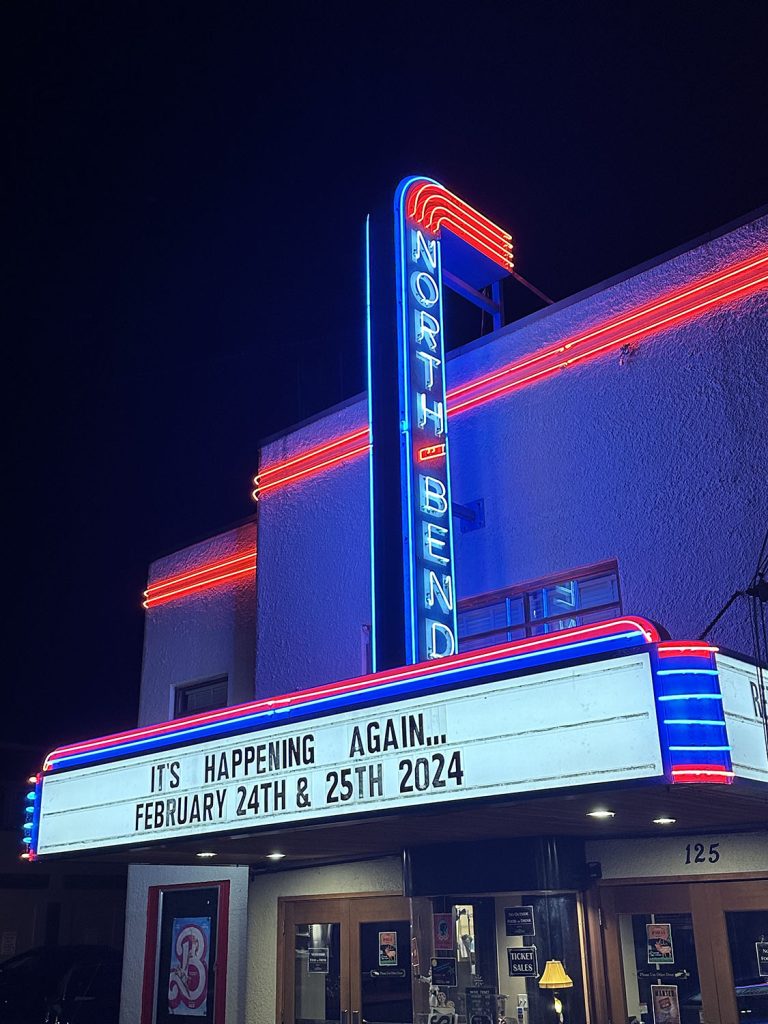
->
[598,877,768,1024]
[276,891,409,1024]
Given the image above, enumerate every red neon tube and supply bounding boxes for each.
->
[253,250,768,497]
[45,616,658,769]
[144,550,257,608]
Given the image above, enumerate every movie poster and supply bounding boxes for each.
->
[646,923,675,964]
[434,913,454,951]
[168,917,211,1016]
[650,984,681,1024]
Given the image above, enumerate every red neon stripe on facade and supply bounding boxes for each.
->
[253,250,768,497]
[44,617,658,769]
[450,261,768,415]
[449,251,768,404]
[143,551,257,608]
[146,551,255,594]
[252,441,370,499]
[255,427,371,486]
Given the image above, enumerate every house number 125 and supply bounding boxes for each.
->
[684,841,720,864]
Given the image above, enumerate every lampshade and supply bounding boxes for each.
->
[538,960,573,989]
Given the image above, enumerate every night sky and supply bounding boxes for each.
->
[6,3,767,762]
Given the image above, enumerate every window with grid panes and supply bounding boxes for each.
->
[174,676,228,718]
[457,563,621,652]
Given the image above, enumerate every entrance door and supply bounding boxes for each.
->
[280,895,413,1024]
[601,879,768,1024]
[691,880,768,1024]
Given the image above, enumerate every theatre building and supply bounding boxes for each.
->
[28,186,767,1024]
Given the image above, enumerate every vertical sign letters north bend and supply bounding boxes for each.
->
[396,181,458,663]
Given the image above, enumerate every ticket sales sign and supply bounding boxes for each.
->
[36,654,662,856]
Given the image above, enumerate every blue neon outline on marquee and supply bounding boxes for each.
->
[394,175,459,664]
[46,623,651,773]
[650,646,733,779]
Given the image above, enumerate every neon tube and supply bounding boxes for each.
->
[43,616,658,771]
[144,550,257,608]
[663,719,727,726]
[254,427,370,491]
[657,643,719,658]
[657,693,724,701]
[668,745,731,751]
[406,180,514,270]
[418,444,447,462]
[656,668,719,676]
[252,441,369,500]
[671,766,734,783]
[253,250,768,497]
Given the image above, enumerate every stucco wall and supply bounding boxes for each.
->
[245,857,403,1024]
[139,215,767,715]
[255,400,372,697]
[253,215,767,696]
[120,863,250,1024]
[139,521,257,725]
[449,215,768,654]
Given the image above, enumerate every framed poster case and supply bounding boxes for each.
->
[140,880,230,1024]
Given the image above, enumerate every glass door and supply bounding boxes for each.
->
[698,879,768,1024]
[280,895,412,1024]
[283,898,350,1024]
[601,879,768,1024]
[351,897,413,1024]
[602,885,710,1024]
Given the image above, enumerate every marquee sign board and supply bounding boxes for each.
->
[36,653,662,856]
[718,653,768,783]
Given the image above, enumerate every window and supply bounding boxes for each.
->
[174,677,228,718]
[458,561,621,652]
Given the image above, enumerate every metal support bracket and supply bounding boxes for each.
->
[452,498,485,533]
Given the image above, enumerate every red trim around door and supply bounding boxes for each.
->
[140,879,231,1024]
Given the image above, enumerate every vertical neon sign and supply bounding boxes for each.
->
[368,176,512,670]
[395,178,458,662]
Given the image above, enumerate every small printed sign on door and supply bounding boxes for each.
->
[379,931,398,967]
[651,984,681,1024]
[647,923,674,964]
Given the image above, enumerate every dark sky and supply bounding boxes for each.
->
[6,2,767,761]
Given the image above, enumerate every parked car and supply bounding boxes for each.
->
[0,945,121,1024]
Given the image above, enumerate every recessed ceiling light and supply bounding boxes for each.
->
[196,851,217,858]
[267,852,286,861]
[653,816,677,825]
[586,809,615,819]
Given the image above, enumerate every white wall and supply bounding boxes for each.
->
[246,857,403,1024]
[449,215,768,655]
[139,521,257,725]
[137,215,767,720]
[253,215,768,700]
[120,863,250,1024]
[255,399,372,697]
[586,830,768,880]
